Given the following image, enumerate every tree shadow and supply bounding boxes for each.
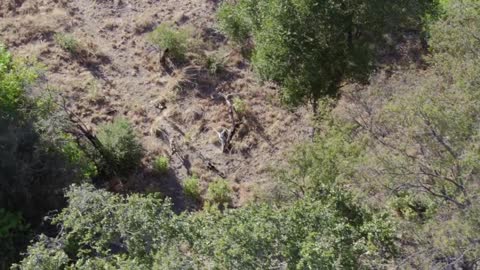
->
[122,167,186,213]
[243,111,276,150]
[81,54,113,86]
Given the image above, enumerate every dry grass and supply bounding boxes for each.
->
[1,0,310,206]
[0,8,69,45]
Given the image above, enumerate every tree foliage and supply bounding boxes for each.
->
[96,118,144,176]
[148,23,189,61]
[264,1,480,267]
[0,45,38,119]
[14,183,396,269]
[0,209,29,270]
[337,0,480,267]
[217,0,438,110]
[0,45,93,267]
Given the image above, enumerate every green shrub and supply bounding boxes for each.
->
[85,79,103,103]
[54,33,80,54]
[0,209,30,268]
[206,178,232,206]
[183,176,201,200]
[204,53,225,75]
[12,235,70,270]
[97,118,144,176]
[0,44,39,119]
[147,23,189,61]
[233,97,247,115]
[61,134,97,179]
[216,0,256,44]
[153,155,169,174]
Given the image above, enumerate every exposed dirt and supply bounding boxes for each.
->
[0,0,311,209]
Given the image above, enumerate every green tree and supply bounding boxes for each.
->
[218,0,438,136]
[15,183,396,269]
[340,0,480,266]
[0,45,93,267]
[205,178,232,207]
[273,111,364,201]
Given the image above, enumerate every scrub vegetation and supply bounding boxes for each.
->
[2,0,480,269]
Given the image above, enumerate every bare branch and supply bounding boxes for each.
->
[219,93,239,153]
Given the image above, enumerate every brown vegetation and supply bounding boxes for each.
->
[0,0,310,206]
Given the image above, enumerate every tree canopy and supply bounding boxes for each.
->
[217,0,438,111]
[13,183,396,269]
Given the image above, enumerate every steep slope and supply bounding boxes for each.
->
[0,0,310,207]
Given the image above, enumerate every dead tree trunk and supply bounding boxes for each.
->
[219,94,239,153]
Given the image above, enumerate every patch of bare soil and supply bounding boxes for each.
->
[0,0,310,209]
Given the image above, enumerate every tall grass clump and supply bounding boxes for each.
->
[148,23,189,61]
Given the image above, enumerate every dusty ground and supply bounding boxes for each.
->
[0,0,311,209]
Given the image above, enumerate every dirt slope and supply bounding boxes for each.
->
[0,0,310,208]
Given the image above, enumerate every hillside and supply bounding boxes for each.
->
[0,0,310,208]
[3,0,480,269]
